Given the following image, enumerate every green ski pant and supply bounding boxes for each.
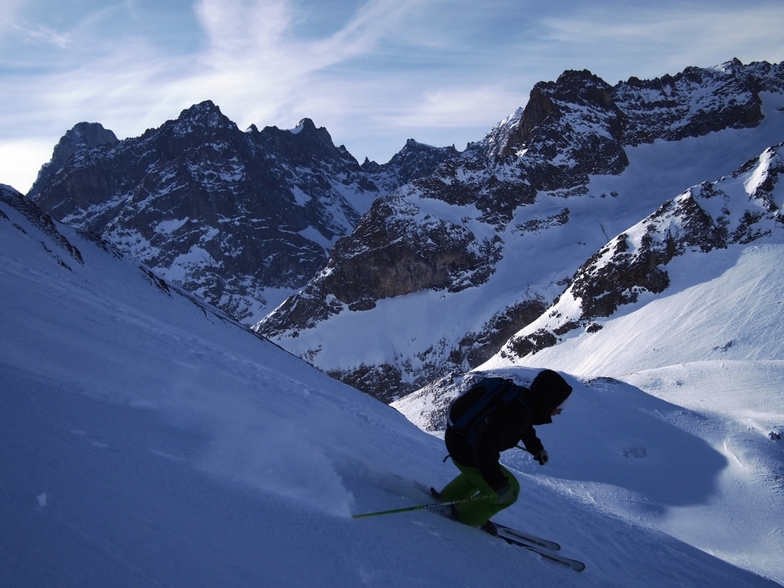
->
[439,460,520,526]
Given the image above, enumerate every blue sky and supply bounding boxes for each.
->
[2,0,783,193]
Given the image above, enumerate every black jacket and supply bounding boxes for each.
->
[445,370,572,490]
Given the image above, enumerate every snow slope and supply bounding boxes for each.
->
[474,242,784,582]
[2,186,781,586]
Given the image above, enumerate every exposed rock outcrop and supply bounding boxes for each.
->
[505,142,784,359]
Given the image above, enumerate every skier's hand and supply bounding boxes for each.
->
[534,449,549,465]
[495,484,515,505]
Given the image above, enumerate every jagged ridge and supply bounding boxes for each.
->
[28,102,456,323]
[505,142,784,359]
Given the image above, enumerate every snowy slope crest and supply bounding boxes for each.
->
[0,187,363,517]
[503,142,784,359]
[1,184,85,268]
[3,186,783,586]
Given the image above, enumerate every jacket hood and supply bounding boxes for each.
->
[521,369,572,425]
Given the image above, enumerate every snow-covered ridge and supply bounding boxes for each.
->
[1,184,84,267]
[503,142,784,358]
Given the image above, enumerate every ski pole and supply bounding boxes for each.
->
[352,496,477,519]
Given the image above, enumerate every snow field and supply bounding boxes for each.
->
[489,243,784,582]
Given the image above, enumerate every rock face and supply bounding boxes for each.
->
[29,102,453,323]
[504,142,784,360]
[29,122,119,195]
[257,59,784,401]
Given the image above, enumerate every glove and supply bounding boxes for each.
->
[495,484,516,505]
[534,449,549,465]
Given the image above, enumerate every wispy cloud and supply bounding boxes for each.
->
[2,0,784,194]
[538,4,784,79]
[193,0,426,77]
[542,4,784,45]
[184,0,465,145]
[384,85,524,129]
[189,0,428,103]
[16,22,71,47]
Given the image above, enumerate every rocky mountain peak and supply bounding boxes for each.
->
[359,138,461,192]
[176,99,227,124]
[384,139,459,178]
[142,100,240,150]
[288,117,337,147]
[251,118,358,171]
[491,68,626,180]
[552,68,616,110]
[28,122,118,198]
[60,121,119,152]
[291,117,317,134]
[717,57,746,75]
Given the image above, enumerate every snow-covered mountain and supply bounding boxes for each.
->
[392,195,784,583]
[21,59,784,403]
[258,59,784,401]
[2,184,782,586]
[27,102,454,325]
[502,141,784,358]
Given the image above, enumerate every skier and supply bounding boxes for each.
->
[435,369,572,535]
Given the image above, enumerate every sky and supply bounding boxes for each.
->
[2,0,784,194]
